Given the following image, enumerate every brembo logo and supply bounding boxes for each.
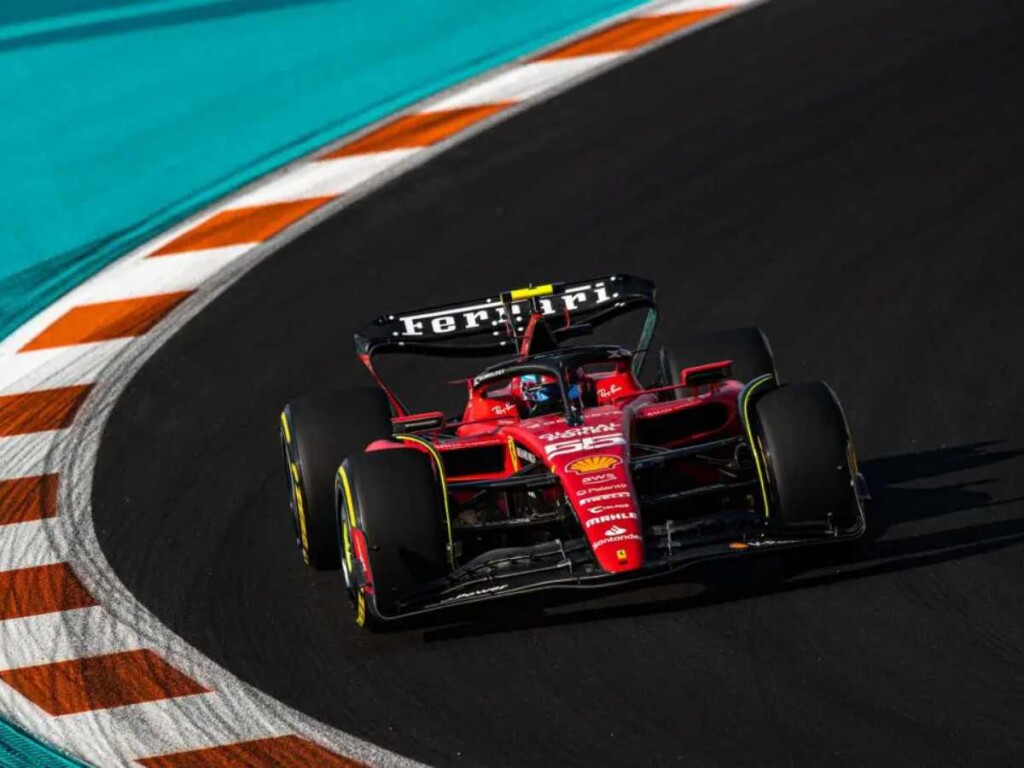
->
[397,283,614,336]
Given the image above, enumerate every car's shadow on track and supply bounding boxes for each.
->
[418,441,1024,642]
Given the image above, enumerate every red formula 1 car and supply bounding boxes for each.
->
[280,275,868,629]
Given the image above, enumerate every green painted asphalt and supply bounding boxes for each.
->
[0,715,91,768]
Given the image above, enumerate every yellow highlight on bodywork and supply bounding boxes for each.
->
[510,284,554,300]
[506,436,519,472]
[742,374,774,519]
[395,435,455,569]
[280,412,291,444]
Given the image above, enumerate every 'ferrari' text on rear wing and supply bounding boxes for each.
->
[355,274,656,355]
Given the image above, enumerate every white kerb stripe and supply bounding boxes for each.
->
[72,245,251,304]
[645,0,750,15]
[0,340,131,395]
[0,690,290,768]
[0,606,143,670]
[430,55,621,111]
[0,518,66,570]
[0,246,249,356]
[0,432,62,481]
[228,149,419,208]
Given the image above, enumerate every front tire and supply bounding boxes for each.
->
[280,387,391,570]
[752,382,861,531]
[337,449,448,630]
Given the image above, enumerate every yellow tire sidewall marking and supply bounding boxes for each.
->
[742,374,774,518]
[337,466,357,571]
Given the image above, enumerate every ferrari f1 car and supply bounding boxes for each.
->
[280,275,868,629]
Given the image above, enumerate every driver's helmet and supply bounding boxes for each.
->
[512,373,579,415]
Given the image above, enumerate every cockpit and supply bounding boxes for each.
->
[458,346,641,433]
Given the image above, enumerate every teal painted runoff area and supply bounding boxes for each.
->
[0,0,649,340]
[0,715,92,768]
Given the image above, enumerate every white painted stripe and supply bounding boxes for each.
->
[430,55,620,110]
[0,340,130,395]
[0,246,248,356]
[646,0,751,14]
[0,431,61,481]
[0,606,142,670]
[72,246,250,304]
[0,687,294,768]
[0,518,65,570]
[229,149,418,207]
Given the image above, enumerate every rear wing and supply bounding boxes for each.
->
[355,274,657,358]
[355,274,657,416]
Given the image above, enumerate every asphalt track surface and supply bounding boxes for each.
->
[94,0,1024,765]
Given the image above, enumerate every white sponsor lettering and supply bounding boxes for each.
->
[604,525,627,536]
[593,532,643,550]
[576,483,628,496]
[578,491,632,506]
[582,472,618,484]
[545,434,626,459]
[584,512,638,529]
[515,446,537,464]
[463,309,489,329]
[492,402,516,417]
[597,383,624,401]
[439,584,509,604]
[397,284,615,337]
[539,423,621,442]
[586,503,633,514]
[431,316,456,334]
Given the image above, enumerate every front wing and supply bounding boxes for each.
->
[378,498,867,622]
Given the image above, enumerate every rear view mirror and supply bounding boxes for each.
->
[391,411,445,434]
[681,360,733,387]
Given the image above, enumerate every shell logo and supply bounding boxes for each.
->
[566,455,622,474]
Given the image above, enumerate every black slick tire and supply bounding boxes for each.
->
[752,382,860,531]
[338,449,448,630]
[280,387,391,570]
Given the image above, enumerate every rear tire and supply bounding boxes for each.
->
[659,327,775,395]
[752,382,860,531]
[338,449,448,630]
[280,387,391,570]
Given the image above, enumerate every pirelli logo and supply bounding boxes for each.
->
[396,282,614,336]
